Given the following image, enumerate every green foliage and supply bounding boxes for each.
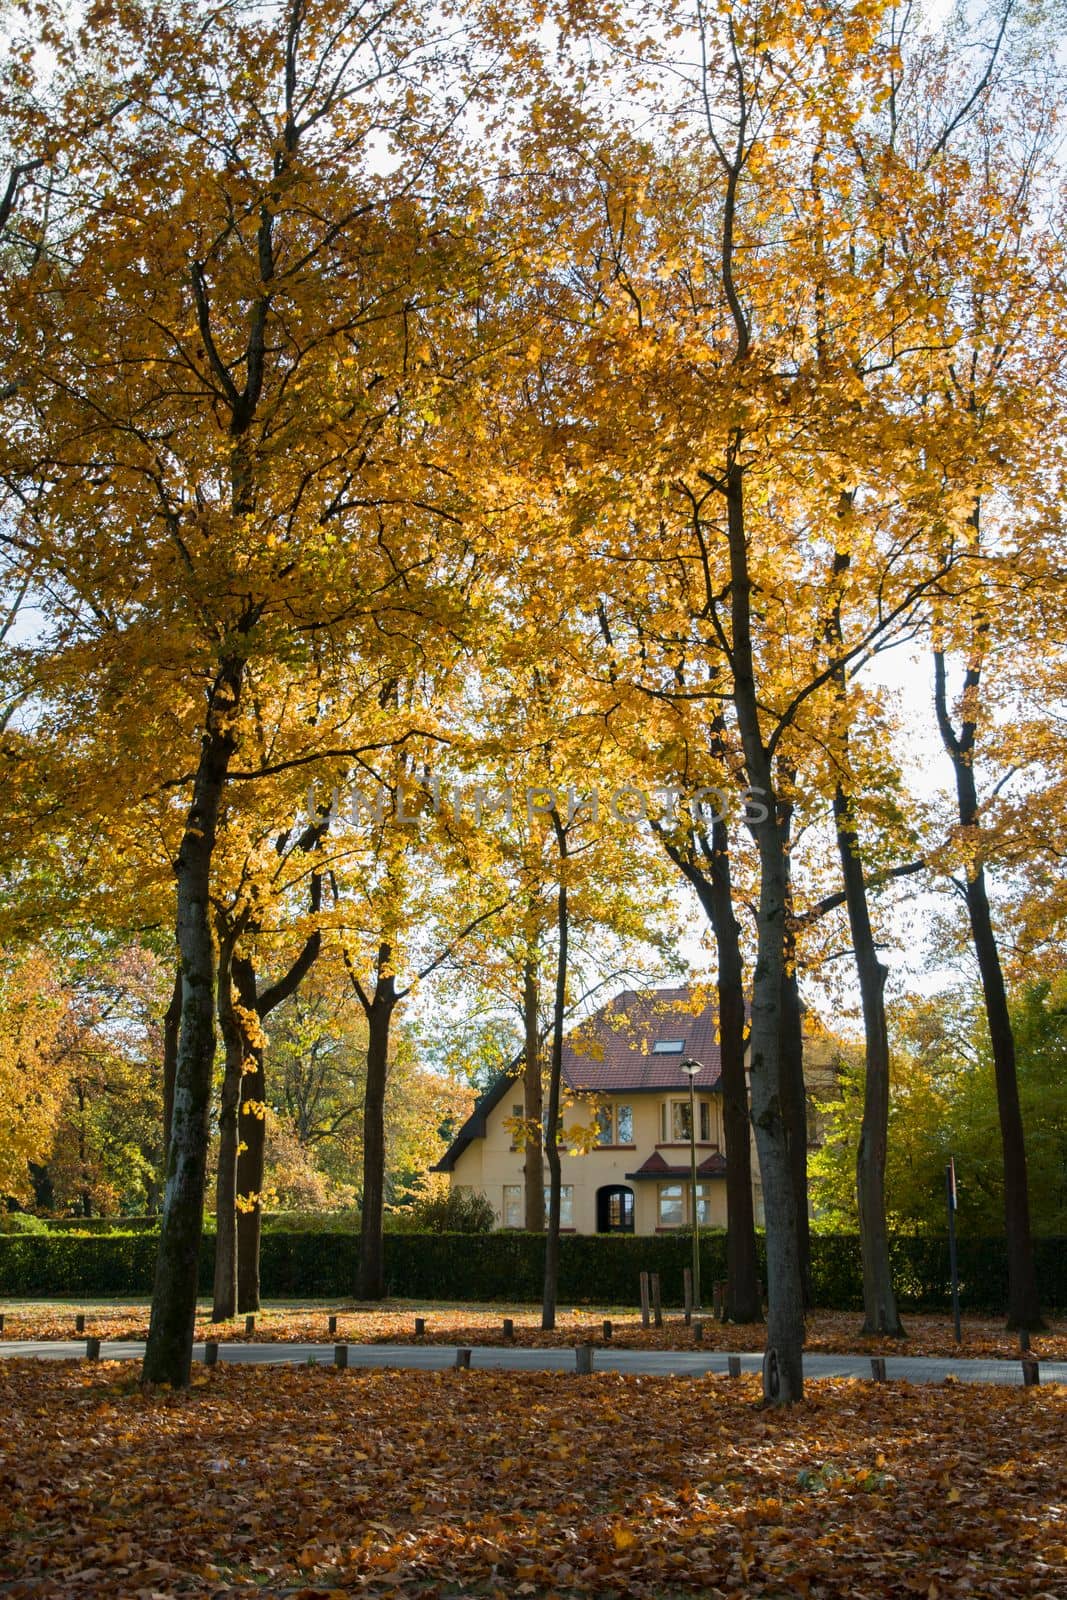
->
[1,1230,1064,1310]
[0,1211,51,1235]
[810,981,1067,1235]
[403,1187,496,1234]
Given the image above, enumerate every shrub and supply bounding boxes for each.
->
[0,1212,51,1236]
[0,1230,1063,1311]
[407,1188,496,1235]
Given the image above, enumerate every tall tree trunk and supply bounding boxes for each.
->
[776,786,811,1306]
[834,784,905,1337]
[665,814,760,1322]
[143,660,241,1388]
[212,939,243,1322]
[522,951,545,1232]
[542,818,568,1331]
[934,650,1043,1330]
[725,446,804,1402]
[232,860,322,1312]
[233,954,266,1315]
[356,957,396,1301]
[779,916,811,1307]
[162,966,181,1177]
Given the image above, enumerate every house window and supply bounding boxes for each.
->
[657,1183,685,1227]
[696,1182,714,1226]
[699,1101,711,1143]
[544,1184,573,1227]
[596,1103,634,1145]
[512,1103,524,1120]
[652,1039,685,1053]
[661,1099,692,1142]
[503,1185,522,1228]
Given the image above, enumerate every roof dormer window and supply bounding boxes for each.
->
[652,1039,685,1053]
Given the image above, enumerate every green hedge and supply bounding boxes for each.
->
[1,1231,1064,1311]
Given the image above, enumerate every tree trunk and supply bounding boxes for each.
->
[143,661,241,1388]
[356,961,395,1301]
[934,650,1043,1330]
[212,940,243,1322]
[232,954,266,1314]
[725,448,804,1402]
[522,952,545,1232]
[779,927,811,1307]
[542,820,568,1331]
[162,965,181,1176]
[672,814,760,1322]
[834,784,905,1337]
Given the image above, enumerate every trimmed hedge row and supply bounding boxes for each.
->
[1,1230,1065,1311]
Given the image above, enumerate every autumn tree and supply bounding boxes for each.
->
[1,0,505,1385]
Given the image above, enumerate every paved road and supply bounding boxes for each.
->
[1,1340,1063,1386]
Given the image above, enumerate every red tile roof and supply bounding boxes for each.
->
[562,985,722,1093]
[626,1149,728,1180]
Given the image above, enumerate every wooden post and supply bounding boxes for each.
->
[1022,1356,1040,1387]
[204,1340,219,1367]
[639,1272,650,1328]
[683,1267,693,1326]
[651,1272,662,1329]
[455,1347,471,1369]
[870,1357,887,1383]
[75,1313,85,1334]
[328,1314,337,1336]
[502,1318,514,1341]
[244,1315,255,1336]
[602,1319,613,1342]
[575,1343,594,1374]
[727,1355,741,1378]
[85,1336,100,1361]
[414,1317,426,1338]
[334,1343,348,1369]
[692,1317,704,1343]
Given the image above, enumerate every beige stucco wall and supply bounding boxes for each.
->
[452,1088,730,1236]
[449,1024,837,1236]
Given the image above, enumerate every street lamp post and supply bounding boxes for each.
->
[681,1057,703,1312]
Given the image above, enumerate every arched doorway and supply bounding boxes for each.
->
[596,1185,635,1233]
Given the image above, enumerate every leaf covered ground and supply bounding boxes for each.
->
[1,1360,1065,1598]
[3,1300,1066,1361]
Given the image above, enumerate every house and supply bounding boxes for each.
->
[434,984,836,1235]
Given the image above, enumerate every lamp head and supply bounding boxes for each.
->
[680,1057,702,1079]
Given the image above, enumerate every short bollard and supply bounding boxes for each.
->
[204,1340,219,1367]
[727,1355,742,1378]
[870,1357,887,1383]
[244,1315,255,1336]
[1022,1356,1040,1387]
[502,1318,514,1341]
[692,1318,704,1344]
[455,1347,471,1369]
[75,1313,85,1334]
[414,1317,426,1338]
[85,1336,100,1362]
[334,1344,348,1369]
[328,1314,338,1336]
[602,1320,613,1342]
[575,1344,594,1375]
